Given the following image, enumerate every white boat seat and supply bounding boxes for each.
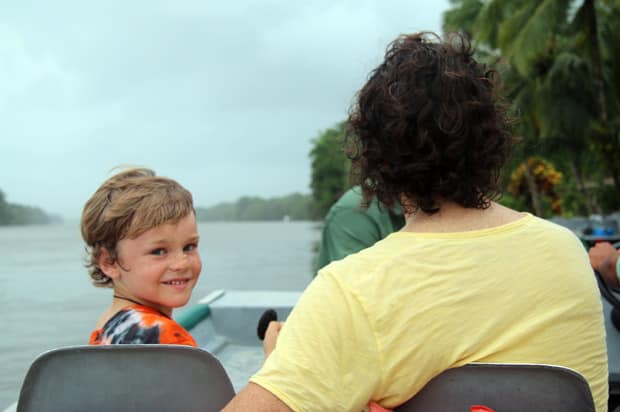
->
[16,344,235,412]
[395,363,595,412]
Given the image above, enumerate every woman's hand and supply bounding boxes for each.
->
[263,321,284,360]
[589,242,620,287]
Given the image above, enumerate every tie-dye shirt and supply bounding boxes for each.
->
[89,304,197,346]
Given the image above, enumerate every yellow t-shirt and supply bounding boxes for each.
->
[251,214,608,412]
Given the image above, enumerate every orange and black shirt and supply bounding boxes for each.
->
[89,304,197,346]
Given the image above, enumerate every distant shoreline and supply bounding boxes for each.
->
[195,192,317,222]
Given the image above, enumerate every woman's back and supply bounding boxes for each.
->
[326,212,607,410]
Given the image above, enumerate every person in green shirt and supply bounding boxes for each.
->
[315,186,405,271]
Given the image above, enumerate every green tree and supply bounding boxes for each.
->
[444,0,620,215]
[308,122,351,219]
[443,0,483,39]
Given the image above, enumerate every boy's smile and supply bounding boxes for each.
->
[106,213,202,316]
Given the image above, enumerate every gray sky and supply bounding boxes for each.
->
[1,1,450,219]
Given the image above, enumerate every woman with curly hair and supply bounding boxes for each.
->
[223,32,608,412]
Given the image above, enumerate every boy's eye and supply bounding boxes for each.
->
[150,248,166,256]
[183,243,198,252]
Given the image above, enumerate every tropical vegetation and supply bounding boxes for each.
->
[308,122,351,219]
[444,0,620,217]
[309,0,620,219]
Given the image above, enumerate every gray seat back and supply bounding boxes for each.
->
[17,345,235,412]
[395,363,595,412]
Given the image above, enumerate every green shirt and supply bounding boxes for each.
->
[315,187,405,271]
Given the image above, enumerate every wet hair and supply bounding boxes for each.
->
[80,168,194,287]
[346,32,515,214]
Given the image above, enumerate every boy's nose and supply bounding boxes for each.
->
[169,252,189,272]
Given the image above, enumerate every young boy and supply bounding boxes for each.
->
[81,168,201,346]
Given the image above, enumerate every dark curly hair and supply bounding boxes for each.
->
[346,32,516,215]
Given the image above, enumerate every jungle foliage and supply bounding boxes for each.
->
[308,122,351,219]
[309,0,620,219]
[444,0,620,217]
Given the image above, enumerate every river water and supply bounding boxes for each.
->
[0,221,320,408]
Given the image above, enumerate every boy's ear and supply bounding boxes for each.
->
[98,248,120,280]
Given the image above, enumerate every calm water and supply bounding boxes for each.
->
[0,221,320,408]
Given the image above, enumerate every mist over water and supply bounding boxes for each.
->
[0,221,320,408]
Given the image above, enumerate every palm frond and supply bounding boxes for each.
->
[474,0,507,47]
[443,0,484,36]
[507,0,572,75]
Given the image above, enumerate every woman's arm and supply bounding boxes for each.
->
[221,383,293,412]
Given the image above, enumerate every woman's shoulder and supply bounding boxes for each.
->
[525,213,585,243]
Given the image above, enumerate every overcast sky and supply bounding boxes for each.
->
[1,1,450,219]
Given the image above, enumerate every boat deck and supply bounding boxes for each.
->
[191,290,301,391]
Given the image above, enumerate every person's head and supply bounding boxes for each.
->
[346,32,515,215]
[81,168,201,314]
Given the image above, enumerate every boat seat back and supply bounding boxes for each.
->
[395,363,595,412]
[17,344,235,412]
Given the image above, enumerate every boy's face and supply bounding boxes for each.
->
[108,213,202,316]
